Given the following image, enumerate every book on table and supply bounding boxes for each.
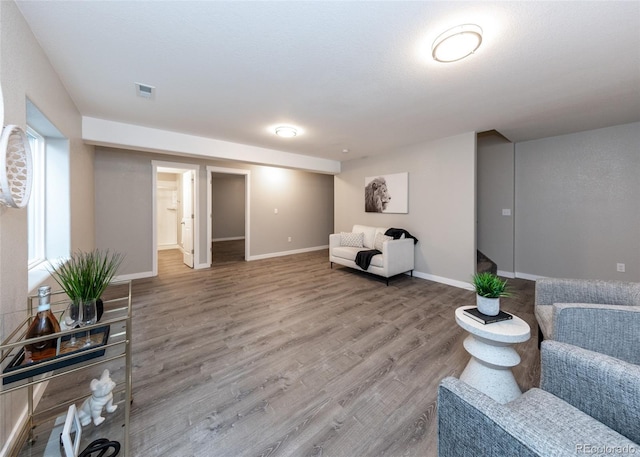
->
[463,307,513,324]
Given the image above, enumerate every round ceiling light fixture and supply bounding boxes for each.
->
[274,126,298,138]
[432,24,483,63]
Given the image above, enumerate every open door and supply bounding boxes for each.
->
[181,170,194,268]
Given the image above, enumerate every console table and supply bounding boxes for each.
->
[455,305,530,403]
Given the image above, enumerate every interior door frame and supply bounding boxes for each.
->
[206,166,250,265]
[152,160,200,276]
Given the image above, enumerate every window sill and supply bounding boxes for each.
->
[28,262,52,294]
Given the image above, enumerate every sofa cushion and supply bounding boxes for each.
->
[374,233,393,251]
[505,388,636,453]
[332,246,383,268]
[535,304,553,338]
[352,225,379,249]
[340,232,364,248]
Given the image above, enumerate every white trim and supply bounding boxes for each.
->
[212,236,245,242]
[152,161,200,275]
[158,244,180,251]
[514,271,546,281]
[412,270,475,290]
[207,166,251,267]
[497,270,516,279]
[115,271,155,281]
[83,116,340,174]
[195,262,210,270]
[1,383,47,457]
[247,245,328,261]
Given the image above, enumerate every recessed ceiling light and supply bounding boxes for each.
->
[274,126,297,138]
[432,24,483,63]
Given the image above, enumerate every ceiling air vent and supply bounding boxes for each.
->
[135,82,155,99]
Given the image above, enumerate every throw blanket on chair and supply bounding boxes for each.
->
[355,249,381,270]
[385,228,419,245]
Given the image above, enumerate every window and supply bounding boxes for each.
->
[27,127,45,268]
[26,99,70,290]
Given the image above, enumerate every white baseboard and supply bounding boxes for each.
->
[412,271,474,291]
[1,382,47,457]
[195,262,210,269]
[514,271,546,281]
[247,245,328,261]
[497,270,516,279]
[158,244,180,251]
[212,237,245,242]
[115,270,155,281]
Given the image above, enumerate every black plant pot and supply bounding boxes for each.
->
[97,297,104,322]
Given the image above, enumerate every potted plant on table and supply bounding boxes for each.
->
[49,249,125,324]
[471,272,510,316]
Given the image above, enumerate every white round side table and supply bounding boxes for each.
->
[455,305,531,404]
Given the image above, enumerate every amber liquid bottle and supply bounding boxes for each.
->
[25,286,61,363]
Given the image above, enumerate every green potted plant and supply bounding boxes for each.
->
[48,249,125,322]
[471,272,510,316]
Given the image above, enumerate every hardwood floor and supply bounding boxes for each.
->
[128,249,539,457]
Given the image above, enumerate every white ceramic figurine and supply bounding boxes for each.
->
[78,369,118,426]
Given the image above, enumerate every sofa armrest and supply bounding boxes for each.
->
[540,341,640,443]
[535,278,640,306]
[552,303,640,364]
[438,378,549,457]
[381,238,414,276]
[329,233,341,251]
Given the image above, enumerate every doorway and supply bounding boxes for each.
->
[206,166,250,265]
[152,161,200,276]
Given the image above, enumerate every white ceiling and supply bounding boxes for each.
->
[16,1,640,163]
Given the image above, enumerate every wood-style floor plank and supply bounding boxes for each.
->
[22,241,539,457]
[126,241,539,457]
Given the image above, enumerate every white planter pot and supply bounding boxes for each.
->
[477,295,500,316]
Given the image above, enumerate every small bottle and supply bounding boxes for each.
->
[24,286,61,363]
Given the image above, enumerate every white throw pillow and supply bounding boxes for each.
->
[340,232,364,248]
[374,233,393,251]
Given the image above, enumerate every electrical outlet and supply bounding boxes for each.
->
[274,208,278,214]
[287,236,292,242]
[502,208,511,216]
[617,263,626,273]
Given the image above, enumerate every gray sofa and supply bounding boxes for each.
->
[438,341,640,456]
[535,278,640,364]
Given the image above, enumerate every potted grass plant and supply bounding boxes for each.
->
[471,272,510,316]
[49,249,125,322]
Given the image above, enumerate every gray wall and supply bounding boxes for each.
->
[477,133,515,274]
[95,149,153,275]
[515,122,640,281]
[94,148,334,274]
[0,1,96,448]
[212,176,245,240]
[250,166,334,256]
[335,132,476,286]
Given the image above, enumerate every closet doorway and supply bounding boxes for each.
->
[152,161,200,276]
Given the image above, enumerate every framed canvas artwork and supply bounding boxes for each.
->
[364,172,408,213]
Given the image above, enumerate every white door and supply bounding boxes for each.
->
[181,170,194,268]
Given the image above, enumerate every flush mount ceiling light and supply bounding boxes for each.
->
[432,24,483,63]
[274,126,297,138]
